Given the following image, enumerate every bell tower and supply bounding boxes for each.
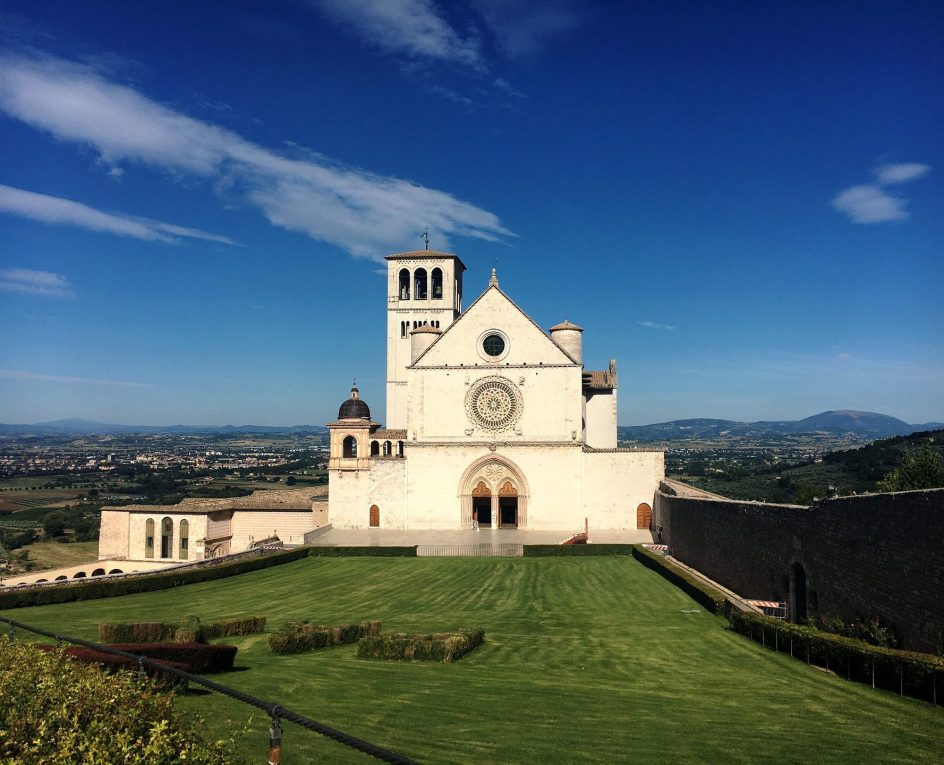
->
[385,249,465,428]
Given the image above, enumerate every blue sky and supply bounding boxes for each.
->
[1,1,941,426]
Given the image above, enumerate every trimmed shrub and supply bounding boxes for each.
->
[202,615,267,639]
[356,628,485,663]
[727,607,944,706]
[524,544,633,556]
[268,621,381,655]
[99,622,179,643]
[111,642,238,674]
[0,545,310,610]
[307,546,416,557]
[0,640,241,763]
[631,545,726,614]
[32,643,191,686]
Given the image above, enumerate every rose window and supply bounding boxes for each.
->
[466,377,522,432]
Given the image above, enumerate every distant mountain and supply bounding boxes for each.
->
[0,418,328,436]
[619,410,937,442]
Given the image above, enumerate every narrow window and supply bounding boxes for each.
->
[401,321,407,338]
[414,268,428,300]
[145,518,155,558]
[397,441,404,457]
[160,517,173,559]
[179,519,189,560]
[370,440,380,457]
[431,268,443,299]
[343,435,357,458]
[398,268,410,300]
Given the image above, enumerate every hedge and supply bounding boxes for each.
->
[0,546,310,610]
[99,615,267,644]
[523,544,634,557]
[32,644,191,687]
[306,546,417,557]
[268,621,382,654]
[727,607,944,706]
[356,628,485,663]
[630,545,726,614]
[110,642,238,674]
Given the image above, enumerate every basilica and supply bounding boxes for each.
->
[327,249,664,531]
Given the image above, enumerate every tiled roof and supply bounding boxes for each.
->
[105,488,324,514]
[371,429,407,439]
[583,370,615,391]
[549,320,583,332]
[411,325,442,334]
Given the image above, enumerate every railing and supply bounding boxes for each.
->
[416,544,523,557]
[0,615,418,764]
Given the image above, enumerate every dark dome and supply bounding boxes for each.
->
[338,384,370,420]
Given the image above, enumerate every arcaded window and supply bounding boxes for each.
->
[179,519,189,560]
[370,440,380,457]
[343,435,357,458]
[160,517,173,559]
[383,440,392,456]
[145,518,155,558]
[398,268,410,299]
[396,441,404,457]
[431,268,443,299]
[414,268,428,300]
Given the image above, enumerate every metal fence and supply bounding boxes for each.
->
[416,543,523,557]
[0,615,418,764]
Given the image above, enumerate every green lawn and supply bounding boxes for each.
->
[19,540,100,569]
[3,557,941,764]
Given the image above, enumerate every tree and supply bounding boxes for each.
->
[42,511,67,539]
[877,445,944,492]
[285,475,297,485]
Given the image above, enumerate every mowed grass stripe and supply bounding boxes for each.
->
[3,556,941,764]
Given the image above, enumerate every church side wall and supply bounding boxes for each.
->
[368,459,408,528]
[98,510,130,560]
[653,487,944,653]
[584,391,617,449]
[581,450,663,529]
[230,511,315,549]
[328,468,370,528]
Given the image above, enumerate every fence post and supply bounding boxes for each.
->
[268,717,282,765]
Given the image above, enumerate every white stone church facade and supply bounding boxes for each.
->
[327,249,664,531]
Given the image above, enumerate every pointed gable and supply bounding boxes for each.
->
[413,284,578,367]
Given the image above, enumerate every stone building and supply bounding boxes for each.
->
[326,249,664,530]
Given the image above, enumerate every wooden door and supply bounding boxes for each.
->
[369,505,380,528]
[636,502,652,530]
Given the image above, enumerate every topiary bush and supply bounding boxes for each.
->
[110,643,238,674]
[32,643,192,687]
[99,622,180,643]
[100,615,267,644]
[268,621,381,655]
[202,616,267,639]
[0,639,243,763]
[356,628,485,663]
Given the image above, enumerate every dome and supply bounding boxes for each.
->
[338,384,371,420]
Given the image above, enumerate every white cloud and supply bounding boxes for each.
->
[473,0,582,58]
[493,77,525,98]
[0,184,237,244]
[309,0,484,70]
[832,161,931,224]
[0,368,150,386]
[875,162,931,185]
[0,267,73,298]
[638,320,675,330]
[0,52,511,259]
[831,184,907,224]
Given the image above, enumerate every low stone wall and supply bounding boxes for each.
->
[653,484,944,653]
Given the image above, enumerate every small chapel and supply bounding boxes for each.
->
[326,249,664,530]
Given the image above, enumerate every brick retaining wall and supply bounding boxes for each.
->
[653,485,944,653]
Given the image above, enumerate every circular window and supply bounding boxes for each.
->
[465,376,523,432]
[483,334,505,357]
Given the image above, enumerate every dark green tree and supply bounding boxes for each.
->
[877,444,944,492]
[42,511,67,538]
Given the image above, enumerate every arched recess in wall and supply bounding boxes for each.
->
[160,517,173,559]
[458,454,530,530]
[431,268,443,299]
[92,568,105,577]
[370,440,380,457]
[343,435,357,458]
[369,505,380,527]
[145,518,155,559]
[383,441,392,456]
[414,268,428,300]
[398,268,410,299]
[636,502,652,530]
[179,519,189,559]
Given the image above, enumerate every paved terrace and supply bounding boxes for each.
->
[308,527,653,547]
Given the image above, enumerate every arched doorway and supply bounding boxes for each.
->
[369,504,380,528]
[790,562,808,624]
[498,481,518,528]
[459,456,529,529]
[636,502,652,530]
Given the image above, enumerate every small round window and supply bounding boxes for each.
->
[483,334,505,357]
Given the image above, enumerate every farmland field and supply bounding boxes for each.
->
[3,556,941,764]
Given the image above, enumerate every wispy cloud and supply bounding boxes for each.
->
[309,0,484,70]
[0,184,237,245]
[638,320,675,330]
[0,368,150,387]
[473,0,582,58]
[0,51,511,259]
[832,161,931,224]
[0,267,73,298]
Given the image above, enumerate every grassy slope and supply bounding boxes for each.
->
[18,540,100,569]
[3,557,941,764]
